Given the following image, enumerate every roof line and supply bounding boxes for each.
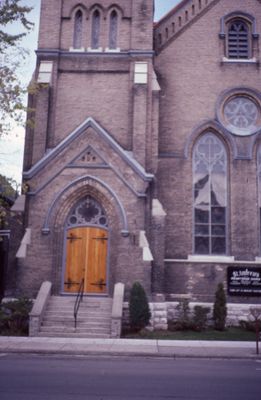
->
[23,117,154,182]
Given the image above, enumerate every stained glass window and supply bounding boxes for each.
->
[91,10,100,49]
[224,97,258,130]
[109,10,118,49]
[67,196,108,227]
[193,134,227,255]
[73,10,83,49]
[258,148,261,253]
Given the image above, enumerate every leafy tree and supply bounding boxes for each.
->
[0,174,18,229]
[0,0,34,136]
[129,282,151,332]
[213,282,227,331]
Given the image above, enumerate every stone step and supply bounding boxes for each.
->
[49,296,112,304]
[38,295,113,338]
[47,305,112,311]
[37,332,110,338]
[45,311,112,318]
[45,308,111,314]
[42,320,111,328]
[40,326,110,334]
[43,314,111,322]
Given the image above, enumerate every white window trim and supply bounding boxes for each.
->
[87,47,103,52]
[222,57,257,63]
[188,255,235,263]
[69,47,85,52]
[105,47,120,53]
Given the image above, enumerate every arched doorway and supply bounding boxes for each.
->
[62,195,109,294]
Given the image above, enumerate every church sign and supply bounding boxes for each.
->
[227,267,261,296]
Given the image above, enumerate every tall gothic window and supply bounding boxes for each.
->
[91,10,101,49]
[73,10,83,49]
[258,147,261,251]
[227,19,249,59]
[193,134,227,255]
[109,10,118,49]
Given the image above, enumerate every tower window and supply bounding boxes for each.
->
[109,10,118,49]
[91,10,101,49]
[73,10,83,49]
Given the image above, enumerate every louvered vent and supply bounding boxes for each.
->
[228,20,249,59]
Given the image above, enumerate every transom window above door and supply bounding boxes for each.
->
[66,196,108,227]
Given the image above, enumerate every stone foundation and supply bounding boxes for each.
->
[123,301,260,331]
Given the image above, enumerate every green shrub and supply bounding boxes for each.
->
[239,320,261,332]
[193,305,210,332]
[129,282,151,332]
[0,298,33,336]
[213,283,227,331]
[168,299,193,331]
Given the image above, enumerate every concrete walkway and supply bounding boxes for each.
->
[0,336,260,359]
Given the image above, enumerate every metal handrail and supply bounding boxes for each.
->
[74,278,84,329]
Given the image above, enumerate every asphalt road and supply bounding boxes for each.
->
[0,354,260,400]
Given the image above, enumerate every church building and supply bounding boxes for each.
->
[10,0,261,322]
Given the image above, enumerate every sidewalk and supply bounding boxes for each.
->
[0,336,260,359]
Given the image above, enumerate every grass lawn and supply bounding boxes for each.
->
[122,327,257,341]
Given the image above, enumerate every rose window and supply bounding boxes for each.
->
[224,97,258,131]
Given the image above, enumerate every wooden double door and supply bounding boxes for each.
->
[64,227,108,294]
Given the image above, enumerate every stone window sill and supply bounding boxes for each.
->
[69,47,85,52]
[187,255,235,263]
[105,47,121,53]
[221,57,258,64]
[87,47,103,52]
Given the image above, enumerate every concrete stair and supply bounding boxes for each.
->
[38,296,112,338]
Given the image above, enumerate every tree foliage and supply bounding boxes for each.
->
[0,0,33,136]
[0,174,18,229]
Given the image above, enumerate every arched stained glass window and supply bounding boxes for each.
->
[258,147,261,251]
[227,19,249,59]
[73,10,83,49]
[193,134,227,255]
[109,10,118,49]
[66,195,108,228]
[91,9,101,49]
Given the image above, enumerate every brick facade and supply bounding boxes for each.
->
[11,0,261,306]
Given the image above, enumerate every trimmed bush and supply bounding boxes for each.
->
[129,282,151,332]
[193,305,210,332]
[168,299,192,331]
[213,283,227,331]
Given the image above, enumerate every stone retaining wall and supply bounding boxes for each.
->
[122,301,260,331]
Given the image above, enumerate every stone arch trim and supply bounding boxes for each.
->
[42,175,129,237]
[184,120,237,160]
[105,4,124,19]
[220,11,259,39]
[69,4,88,19]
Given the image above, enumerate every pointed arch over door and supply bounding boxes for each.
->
[63,196,109,294]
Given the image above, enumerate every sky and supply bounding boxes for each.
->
[0,0,182,185]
